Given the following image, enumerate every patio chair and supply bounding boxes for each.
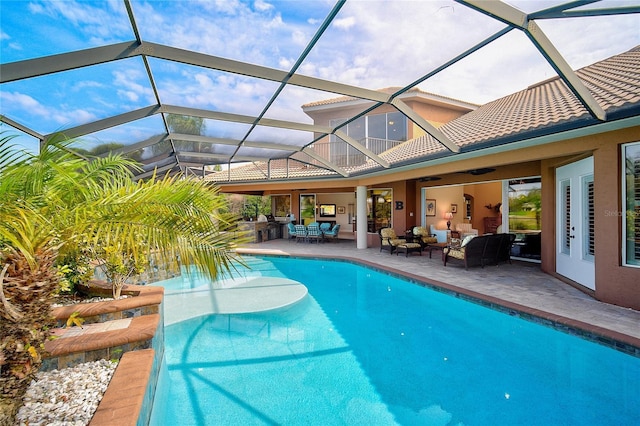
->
[306,224,322,243]
[412,226,438,249]
[286,222,297,242]
[294,224,307,243]
[379,228,406,255]
[319,222,331,232]
[323,224,340,242]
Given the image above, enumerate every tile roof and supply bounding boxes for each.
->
[210,159,339,182]
[301,87,479,109]
[206,46,640,183]
[443,46,640,149]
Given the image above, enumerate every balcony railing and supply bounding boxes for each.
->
[312,137,403,167]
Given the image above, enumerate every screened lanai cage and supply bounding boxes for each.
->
[1,0,639,182]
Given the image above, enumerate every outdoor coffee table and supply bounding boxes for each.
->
[426,242,448,259]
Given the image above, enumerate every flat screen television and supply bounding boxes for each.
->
[319,204,336,217]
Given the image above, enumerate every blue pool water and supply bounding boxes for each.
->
[150,256,640,425]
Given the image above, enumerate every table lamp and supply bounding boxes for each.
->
[444,211,453,230]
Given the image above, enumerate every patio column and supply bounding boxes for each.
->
[356,185,368,249]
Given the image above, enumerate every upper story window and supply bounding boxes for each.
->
[327,112,407,167]
[330,112,407,144]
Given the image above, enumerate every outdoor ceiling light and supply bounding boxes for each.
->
[462,168,496,175]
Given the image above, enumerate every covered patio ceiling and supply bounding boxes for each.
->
[1,0,639,180]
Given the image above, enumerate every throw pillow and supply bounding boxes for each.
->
[461,235,475,247]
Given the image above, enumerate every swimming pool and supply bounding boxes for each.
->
[150,256,640,425]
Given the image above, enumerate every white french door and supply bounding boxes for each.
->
[556,157,595,290]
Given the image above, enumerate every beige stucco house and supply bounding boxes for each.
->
[206,47,640,310]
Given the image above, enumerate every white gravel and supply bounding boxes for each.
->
[15,359,117,426]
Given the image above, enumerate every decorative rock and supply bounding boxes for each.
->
[15,359,117,426]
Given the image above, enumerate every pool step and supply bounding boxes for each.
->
[52,284,163,327]
[43,284,164,371]
[42,314,160,371]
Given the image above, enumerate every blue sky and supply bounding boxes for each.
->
[1,0,639,153]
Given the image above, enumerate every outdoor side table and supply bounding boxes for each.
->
[426,242,448,259]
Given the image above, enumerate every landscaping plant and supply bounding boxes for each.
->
[0,132,247,421]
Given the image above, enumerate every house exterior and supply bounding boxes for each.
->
[206,46,640,311]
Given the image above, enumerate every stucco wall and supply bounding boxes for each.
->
[422,186,465,231]
[317,192,356,231]
[594,141,640,309]
[538,129,640,310]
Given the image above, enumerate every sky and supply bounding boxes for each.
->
[1,0,639,154]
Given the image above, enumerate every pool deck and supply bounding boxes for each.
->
[236,238,640,349]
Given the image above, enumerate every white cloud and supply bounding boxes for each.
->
[289,0,639,103]
[27,3,44,14]
[333,16,355,30]
[112,69,155,104]
[1,92,46,114]
[209,0,243,15]
[55,108,96,126]
[27,0,130,44]
[71,81,104,92]
[0,91,96,129]
[133,0,315,70]
[265,13,285,29]
[291,29,308,46]
[279,57,295,69]
[1,27,21,51]
[254,0,274,12]
[117,90,139,103]
[538,14,640,69]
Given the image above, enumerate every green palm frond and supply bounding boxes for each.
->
[2,131,248,284]
[0,132,23,171]
[77,153,141,192]
[73,171,249,280]
[0,205,57,270]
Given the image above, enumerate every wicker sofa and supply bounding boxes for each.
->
[443,233,515,269]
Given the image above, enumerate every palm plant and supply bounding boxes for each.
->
[0,132,247,407]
